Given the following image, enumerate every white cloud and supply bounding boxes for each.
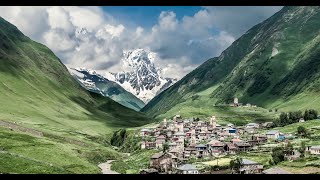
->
[158,11,178,31]
[103,24,125,38]
[0,6,283,81]
[47,7,73,33]
[43,29,76,52]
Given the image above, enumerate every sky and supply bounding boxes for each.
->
[0,6,283,79]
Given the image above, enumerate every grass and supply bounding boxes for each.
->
[202,158,232,167]
[0,127,122,174]
[111,149,159,174]
[153,95,279,126]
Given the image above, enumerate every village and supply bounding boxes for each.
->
[136,98,320,174]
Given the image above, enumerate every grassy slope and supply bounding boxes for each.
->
[0,17,153,173]
[142,6,320,121]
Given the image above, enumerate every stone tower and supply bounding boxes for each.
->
[210,116,216,128]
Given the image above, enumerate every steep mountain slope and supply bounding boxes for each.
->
[142,6,320,120]
[69,68,145,111]
[0,16,151,131]
[105,49,177,103]
[0,17,152,173]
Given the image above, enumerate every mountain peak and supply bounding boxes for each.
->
[109,48,177,103]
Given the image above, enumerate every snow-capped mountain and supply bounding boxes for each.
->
[105,49,177,103]
[68,67,145,111]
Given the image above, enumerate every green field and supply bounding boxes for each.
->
[111,149,159,174]
[152,92,279,126]
[0,127,122,174]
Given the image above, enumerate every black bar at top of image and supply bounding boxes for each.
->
[1,0,320,6]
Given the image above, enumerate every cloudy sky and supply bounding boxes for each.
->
[0,6,282,79]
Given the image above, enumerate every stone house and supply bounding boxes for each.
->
[150,152,176,172]
[234,141,251,152]
[245,123,259,129]
[198,131,207,140]
[183,147,197,159]
[307,146,320,155]
[223,143,237,154]
[141,141,156,150]
[176,164,199,174]
[195,144,208,157]
[156,140,164,149]
[239,159,264,174]
[140,128,152,137]
[207,140,225,155]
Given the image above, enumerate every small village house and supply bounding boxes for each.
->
[226,128,237,136]
[299,118,305,123]
[141,141,156,150]
[184,147,197,159]
[307,146,320,155]
[252,134,268,144]
[266,130,280,140]
[207,140,225,155]
[176,164,199,174]
[234,141,251,152]
[198,131,207,140]
[140,128,152,137]
[239,159,264,174]
[262,122,275,128]
[224,143,237,154]
[156,140,164,149]
[231,138,242,144]
[168,142,177,150]
[195,144,208,157]
[227,123,234,128]
[150,152,176,173]
[245,123,259,129]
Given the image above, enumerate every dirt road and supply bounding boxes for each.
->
[98,160,120,174]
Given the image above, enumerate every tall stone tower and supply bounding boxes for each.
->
[163,118,167,127]
[210,116,217,128]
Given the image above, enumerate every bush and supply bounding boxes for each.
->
[271,147,285,164]
[110,129,127,147]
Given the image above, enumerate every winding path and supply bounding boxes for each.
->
[98,160,120,174]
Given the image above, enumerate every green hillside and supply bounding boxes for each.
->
[0,16,152,173]
[142,6,320,120]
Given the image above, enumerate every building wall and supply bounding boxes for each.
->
[310,149,320,155]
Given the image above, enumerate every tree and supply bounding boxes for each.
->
[284,142,294,156]
[279,112,288,126]
[304,109,318,121]
[297,126,310,138]
[110,129,127,147]
[299,141,306,158]
[162,143,169,153]
[184,139,189,147]
[229,157,242,174]
[272,147,285,164]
